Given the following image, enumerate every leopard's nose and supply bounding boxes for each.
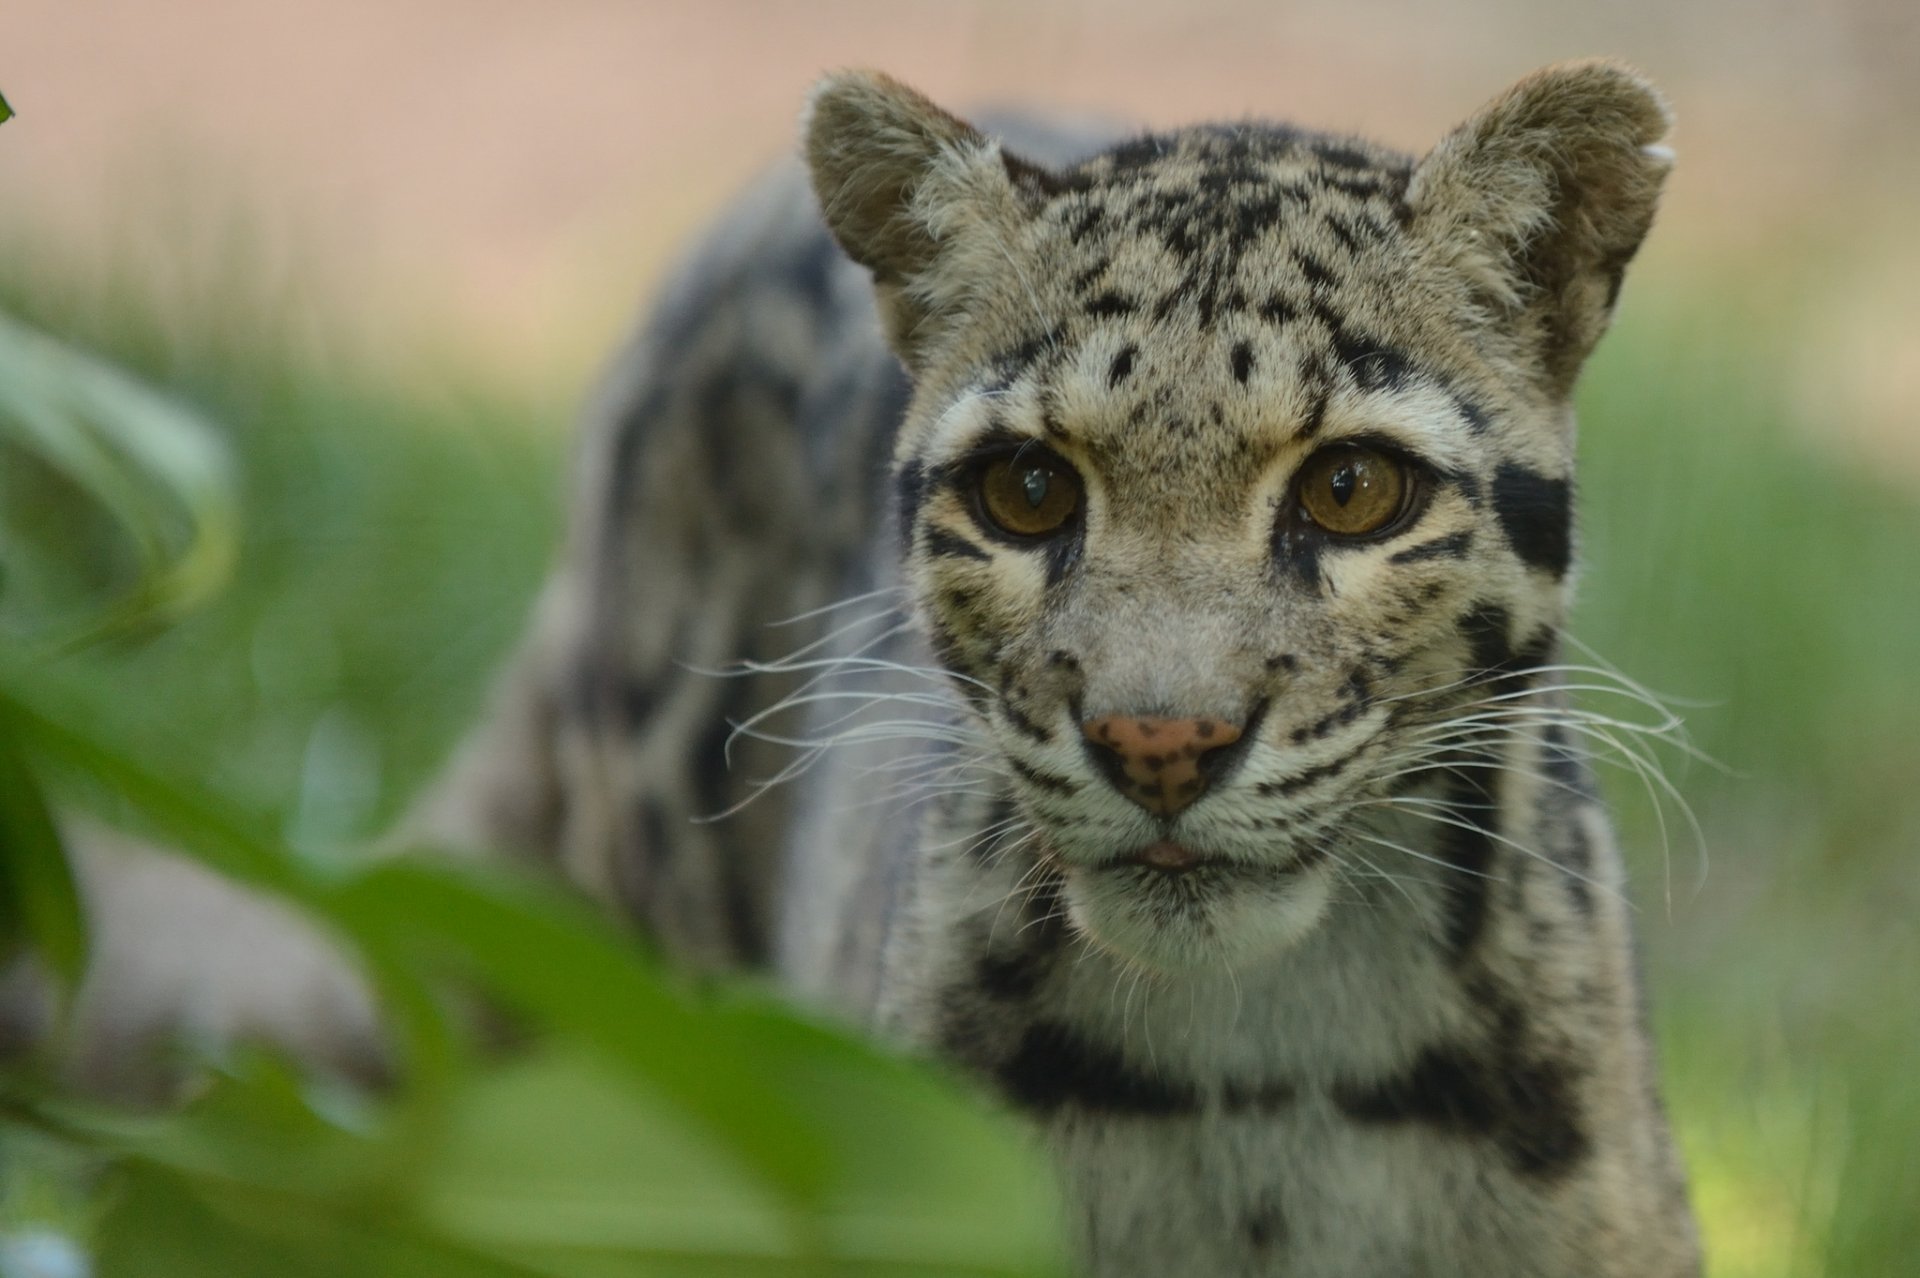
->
[1080,714,1246,816]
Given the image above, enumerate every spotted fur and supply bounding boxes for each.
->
[416,61,1700,1275]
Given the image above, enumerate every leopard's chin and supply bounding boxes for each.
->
[1058,856,1336,972]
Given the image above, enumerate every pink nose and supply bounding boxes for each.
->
[1080,715,1244,816]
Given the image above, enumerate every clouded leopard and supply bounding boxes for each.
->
[414,59,1701,1276]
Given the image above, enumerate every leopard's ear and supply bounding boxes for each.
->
[806,71,1043,370]
[1409,60,1673,396]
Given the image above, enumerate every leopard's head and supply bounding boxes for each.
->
[805,64,1670,969]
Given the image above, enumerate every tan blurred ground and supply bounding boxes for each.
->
[1,0,1916,451]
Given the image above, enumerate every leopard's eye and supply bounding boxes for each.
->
[1295,446,1410,537]
[978,451,1081,538]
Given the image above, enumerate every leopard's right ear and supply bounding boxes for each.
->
[805,71,1037,370]
[1408,60,1673,397]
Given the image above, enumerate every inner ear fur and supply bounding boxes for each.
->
[805,70,1047,369]
[1409,59,1673,396]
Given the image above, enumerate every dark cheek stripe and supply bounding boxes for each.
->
[1490,462,1572,577]
[1389,529,1474,566]
[923,526,991,563]
[894,460,927,557]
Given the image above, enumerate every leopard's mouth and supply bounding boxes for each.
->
[1054,838,1341,969]
[1105,839,1333,881]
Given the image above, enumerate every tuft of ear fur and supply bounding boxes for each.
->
[1409,60,1673,396]
[805,71,1036,367]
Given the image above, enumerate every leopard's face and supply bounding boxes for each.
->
[809,68,1669,969]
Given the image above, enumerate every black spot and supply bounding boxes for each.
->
[1540,721,1593,799]
[1491,463,1573,577]
[1457,603,1514,677]
[1258,295,1299,325]
[1291,249,1336,290]
[1070,261,1110,296]
[1066,202,1105,244]
[1106,134,1169,170]
[925,618,972,686]
[894,460,927,557]
[1320,173,1384,200]
[1151,282,1192,323]
[941,586,979,616]
[1297,385,1330,439]
[604,383,671,520]
[1243,1202,1287,1251]
[1389,529,1474,565]
[1256,747,1358,797]
[1218,1077,1298,1112]
[1008,756,1077,794]
[1314,140,1375,170]
[992,326,1068,380]
[1455,396,1492,433]
[924,527,991,563]
[1325,212,1361,254]
[1329,325,1412,392]
[1002,698,1054,745]
[1042,527,1084,588]
[1000,148,1093,199]
[977,949,1047,1001]
[1231,341,1254,384]
[617,671,672,727]
[1434,767,1499,956]
[1274,515,1327,594]
[1343,978,1593,1181]
[692,670,758,824]
[1085,290,1137,319]
[1557,821,1596,915]
[998,1021,1196,1115]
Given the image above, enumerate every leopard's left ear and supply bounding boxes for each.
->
[805,70,1045,370]
[1409,60,1673,396]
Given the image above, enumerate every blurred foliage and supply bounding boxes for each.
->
[0,193,1916,1274]
[0,300,1064,1274]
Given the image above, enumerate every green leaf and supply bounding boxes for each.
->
[325,861,837,1207]
[0,696,1062,1274]
[0,90,12,125]
[94,1167,545,1278]
[421,1048,1060,1276]
[0,705,87,983]
[331,866,1063,1273]
[0,310,236,649]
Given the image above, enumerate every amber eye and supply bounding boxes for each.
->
[1295,446,1410,537]
[978,452,1082,538]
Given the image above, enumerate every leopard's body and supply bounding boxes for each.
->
[415,63,1701,1275]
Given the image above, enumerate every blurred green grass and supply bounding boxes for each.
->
[2,232,1916,1273]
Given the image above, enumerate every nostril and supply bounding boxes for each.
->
[1081,736,1131,791]
[1194,698,1264,787]
[1194,737,1240,780]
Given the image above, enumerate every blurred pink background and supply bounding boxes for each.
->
[3,0,1916,444]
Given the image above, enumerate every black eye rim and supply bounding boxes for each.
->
[965,442,1085,544]
[1288,440,1431,543]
